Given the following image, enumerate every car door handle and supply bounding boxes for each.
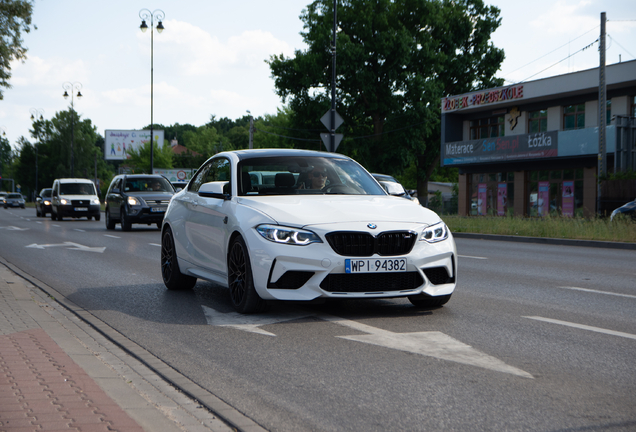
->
[192,200,198,207]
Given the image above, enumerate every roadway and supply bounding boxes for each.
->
[1,207,635,431]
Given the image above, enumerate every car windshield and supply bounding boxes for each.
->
[41,189,52,198]
[8,194,22,199]
[124,177,173,192]
[238,156,386,196]
[60,183,96,195]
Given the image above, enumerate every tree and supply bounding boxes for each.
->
[124,141,174,174]
[0,0,35,99]
[268,0,504,200]
[11,110,112,199]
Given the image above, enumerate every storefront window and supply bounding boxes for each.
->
[470,116,505,139]
[469,172,514,216]
[527,170,584,217]
[528,110,547,133]
[564,104,585,130]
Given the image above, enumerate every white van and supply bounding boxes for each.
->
[50,178,101,221]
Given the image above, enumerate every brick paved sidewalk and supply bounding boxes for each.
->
[0,328,144,432]
[0,264,236,432]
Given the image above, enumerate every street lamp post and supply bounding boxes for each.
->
[0,126,6,183]
[30,108,45,194]
[139,8,165,174]
[62,82,82,177]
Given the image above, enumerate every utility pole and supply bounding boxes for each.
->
[597,12,607,215]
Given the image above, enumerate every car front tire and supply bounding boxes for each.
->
[228,236,266,314]
[161,228,196,291]
[120,206,132,231]
[105,209,115,230]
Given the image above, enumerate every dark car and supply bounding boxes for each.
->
[3,193,25,209]
[105,174,175,231]
[610,199,636,221]
[36,188,53,217]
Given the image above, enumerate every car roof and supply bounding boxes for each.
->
[218,148,353,162]
[372,173,398,182]
[55,178,95,184]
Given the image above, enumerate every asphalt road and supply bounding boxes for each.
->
[1,207,635,431]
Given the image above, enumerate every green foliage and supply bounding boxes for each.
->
[599,170,636,181]
[0,0,35,99]
[444,215,636,243]
[11,110,113,199]
[268,0,504,176]
[124,140,174,173]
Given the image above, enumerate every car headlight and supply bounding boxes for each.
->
[60,198,71,205]
[43,200,51,205]
[256,224,322,246]
[91,198,100,205]
[420,221,449,243]
[127,196,141,206]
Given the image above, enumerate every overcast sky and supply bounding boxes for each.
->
[1,0,635,148]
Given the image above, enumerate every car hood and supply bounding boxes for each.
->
[238,195,440,227]
[136,192,174,202]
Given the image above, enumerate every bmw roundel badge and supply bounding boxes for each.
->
[367,223,377,229]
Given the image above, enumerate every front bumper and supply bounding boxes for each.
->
[245,224,457,302]
[57,204,101,217]
[126,206,166,224]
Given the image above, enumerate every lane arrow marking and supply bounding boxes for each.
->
[26,241,106,253]
[201,305,533,378]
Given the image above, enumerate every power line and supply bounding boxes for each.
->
[500,25,599,80]
[608,34,635,59]
[517,38,599,84]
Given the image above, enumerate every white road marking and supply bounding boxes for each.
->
[25,242,106,253]
[525,316,636,340]
[104,234,121,238]
[458,255,487,260]
[202,306,314,336]
[149,243,161,247]
[557,286,636,299]
[0,226,29,231]
[202,305,533,378]
[74,229,85,232]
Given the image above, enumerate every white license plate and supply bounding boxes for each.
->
[151,207,166,213]
[345,258,407,273]
[74,207,88,211]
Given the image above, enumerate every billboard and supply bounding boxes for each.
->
[104,130,164,161]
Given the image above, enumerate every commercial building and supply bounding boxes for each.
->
[440,59,636,217]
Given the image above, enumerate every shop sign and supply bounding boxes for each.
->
[442,85,524,113]
[478,183,487,216]
[562,181,574,217]
[538,182,550,217]
[442,130,558,166]
[497,183,507,216]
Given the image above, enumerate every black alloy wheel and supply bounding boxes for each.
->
[228,236,266,314]
[161,228,196,290]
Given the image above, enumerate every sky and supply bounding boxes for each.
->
[1,0,635,149]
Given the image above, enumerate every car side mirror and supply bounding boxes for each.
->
[198,181,230,200]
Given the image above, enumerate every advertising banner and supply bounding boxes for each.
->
[562,181,574,217]
[153,168,196,183]
[478,183,487,216]
[538,181,550,217]
[442,130,558,166]
[497,183,507,216]
[104,130,164,161]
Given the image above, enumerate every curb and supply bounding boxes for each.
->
[452,232,636,250]
[0,256,267,432]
